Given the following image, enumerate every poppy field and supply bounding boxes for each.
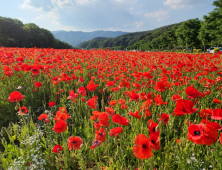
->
[0,47,222,170]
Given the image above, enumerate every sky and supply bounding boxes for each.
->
[0,0,216,32]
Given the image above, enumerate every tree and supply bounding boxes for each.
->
[203,0,222,46]
[175,19,201,52]
[198,17,214,53]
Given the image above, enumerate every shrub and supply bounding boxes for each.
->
[197,49,201,53]
[214,48,220,53]
[171,50,174,52]
[175,50,181,52]
[164,50,168,52]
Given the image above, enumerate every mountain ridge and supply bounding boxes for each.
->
[51,30,128,47]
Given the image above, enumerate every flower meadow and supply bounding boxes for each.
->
[0,47,222,170]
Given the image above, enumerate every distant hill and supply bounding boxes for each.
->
[0,16,72,49]
[77,23,183,50]
[51,30,128,47]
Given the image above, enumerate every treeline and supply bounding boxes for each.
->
[78,23,181,50]
[127,18,201,51]
[0,16,73,49]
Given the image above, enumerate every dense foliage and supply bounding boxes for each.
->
[78,23,181,50]
[0,17,73,49]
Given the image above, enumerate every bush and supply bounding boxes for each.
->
[197,49,201,53]
[214,48,220,53]
[171,50,174,52]
[175,50,181,52]
[164,50,168,52]
[183,49,186,53]
[193,49,201,53]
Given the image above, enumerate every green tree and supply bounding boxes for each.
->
[175,19,201,52]
[198,17,213,53]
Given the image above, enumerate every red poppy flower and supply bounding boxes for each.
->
[120,117,129,126]
[149,134,161,151]
[201,119,222,130]
[54,111,71,122]
[112,114,122,124]
[106,81,115,87]
[87,97,97,109]
[175,139,181,144]
[19,106,28,116]
[78,87,87,96]
[109,100,117,106]
[95,128,106,143]
[129,92,139,102]
[86,80,99,91]
[78,77,84,82]
[92,111,101,118]
[121,104,128,109]
[199,108,212,118]
[38,113,48,121]
[105,107,115,116]
[187,124,204,145]
[52,144,63,153]
[157,113,170,125]
[112,114,129,126]
[143,109,152,118]
[31,66,40,75]
[48,102,56,107]
[90,116,96,121]
[98,112,110,127]
[110,127,123,137]
[154,95,167,105]
[213,99,221,104]
[185,86,200,99]
[34,82,43,88]
[155,81,166,92]
[59,107,68,114]
[141,99,153,111]
[67,90,79,99]
[187,123,218,145]
[133,134,153,159]
[129,111,141,120]
[53,120,67,133]
[68,136,83,150]
[171,94,182,101]
[148,120,160,136]
[90,140,102,150]
[8,91,24,102]
[118,99,126,105]
[173,99,198,116]
[94,121,101,129]
[211,108,222,120]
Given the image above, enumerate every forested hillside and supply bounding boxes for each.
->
[0,17,72,49]
[78,22,182,50]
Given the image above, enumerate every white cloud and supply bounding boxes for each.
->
[20,0,42,11]
[164,0,210,9]
[145,10,170,21]
[135,21,143,28]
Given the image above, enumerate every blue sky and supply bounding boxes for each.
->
[0,0,215,32]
